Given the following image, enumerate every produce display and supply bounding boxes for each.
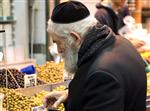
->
[0,69,24,89]
[31,90,49,106]
[0,87,65,111]
[36,61,64,84]
[140,51,150,96]
[147,72,150,96]
[0,68,46,89]
[0,88,37,111]
[31,85,66,111]
[0,61,65,110]
[141,52,150,63]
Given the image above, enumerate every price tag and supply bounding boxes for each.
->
[24,73,37,88]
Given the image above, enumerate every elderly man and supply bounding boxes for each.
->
[43,1,146,111]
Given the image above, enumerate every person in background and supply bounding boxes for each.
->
[43,1,146,111]
[95,0,130,34]
[111,0,130,30]
[95,0,145,51]
[110,0,146,51]
[95,3,118,34]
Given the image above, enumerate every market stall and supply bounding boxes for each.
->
[1,0,150,111]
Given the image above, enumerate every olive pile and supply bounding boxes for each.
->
[0,86,66,111]
[147,72,150,96]
[0,88,37,111]
[0,68,46,89]
[31,85,66,111]
[0,69,24,89]
[31,90,58,110]
[36,61,64,84]
[31,90,49,106]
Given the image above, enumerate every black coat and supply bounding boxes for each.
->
[65,24,147,111]
[117,6,130,30]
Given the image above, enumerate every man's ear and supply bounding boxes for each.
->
[70,32,81,46]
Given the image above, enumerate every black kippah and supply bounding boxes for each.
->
[51,1,90,24]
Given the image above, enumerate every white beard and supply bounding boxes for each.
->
[62,45,78,74]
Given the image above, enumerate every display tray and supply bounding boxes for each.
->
[16,80,71,97]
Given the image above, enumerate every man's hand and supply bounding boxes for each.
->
[43,90,68,109]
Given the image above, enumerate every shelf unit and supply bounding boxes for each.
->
[0,0,16,64]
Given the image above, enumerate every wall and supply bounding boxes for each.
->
[13,0,29,62]
[30,0,46,65]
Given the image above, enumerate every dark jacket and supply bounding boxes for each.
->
[95,4,130,34]
[65,24,147,111]
[117,6,130,30]
[95,4,118,34]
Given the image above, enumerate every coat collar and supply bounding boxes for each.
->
[77,23,116,67]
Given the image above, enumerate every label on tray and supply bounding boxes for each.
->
[24,73,37,88]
